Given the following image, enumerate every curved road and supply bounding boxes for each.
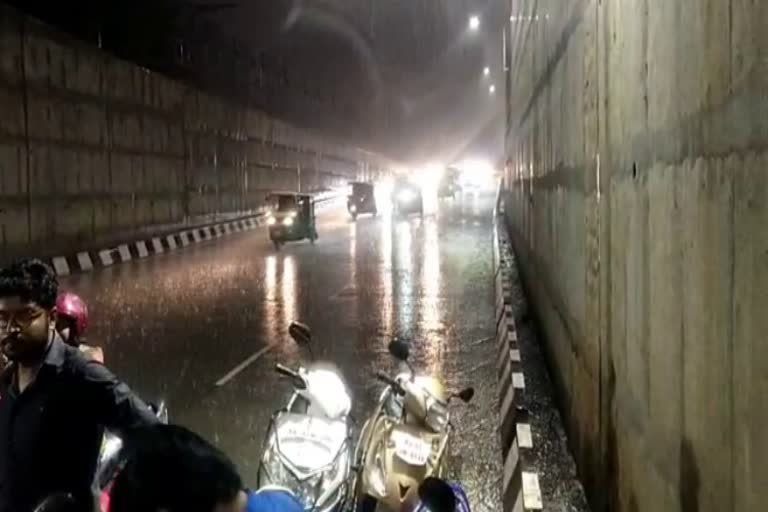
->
[61,192,502,511]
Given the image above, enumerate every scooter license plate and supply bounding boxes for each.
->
[392,431,431,466]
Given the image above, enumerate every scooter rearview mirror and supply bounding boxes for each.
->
[457,387,475,403]
[388,339,410,361]
[289,322,312,346]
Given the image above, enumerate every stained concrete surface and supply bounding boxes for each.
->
[503,0,768,510]
[60,194,502,510]
[0,4,393,262]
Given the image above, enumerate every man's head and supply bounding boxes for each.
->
[0,258,58,364]
[110,424,246,512]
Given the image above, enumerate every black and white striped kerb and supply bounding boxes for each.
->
[493,217,543,511]
[48,209,271,277]
[48,192,346,277]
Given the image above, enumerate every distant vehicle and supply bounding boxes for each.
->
[348,181,378,220]
[438,168,461,199]
[266,192,318,250]
[392,179,424,217]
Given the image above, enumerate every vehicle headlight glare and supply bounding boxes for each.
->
[398,190,415,203]
[283,217,294,226]
[267,216,276,226]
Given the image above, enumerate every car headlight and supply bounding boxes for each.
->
[267,216,276,226]
[424,396,449,433]
[350,204,357,212]
[398,190,416,203]
[283,217,294,226]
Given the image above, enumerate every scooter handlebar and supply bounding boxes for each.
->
[275,364,298,378]
[376,371,405,395]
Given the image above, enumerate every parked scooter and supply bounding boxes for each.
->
[355,340,474,512]
[257,322,354,511]
[95,401,169,489]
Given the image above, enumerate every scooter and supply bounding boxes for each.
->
[95,401,169,489]
[257,322,354,512]
[355,340,473,512]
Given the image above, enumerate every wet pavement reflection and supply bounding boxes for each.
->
[62,191,501,510]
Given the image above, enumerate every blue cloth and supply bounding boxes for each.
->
[246,489,304,512]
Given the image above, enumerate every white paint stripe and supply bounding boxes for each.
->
[180,232,190,246]
[224,224,231,234]
[152,238,164,253]
[510,349,521,362]
[52,257,70,276]
[503,437,519,493]
[500,384,516,424]
[192,230,202,243]
[166,235,178,250]
[136,241,149,258]
[215,345,273,387]
[99,250,114,266]
[522,472,543,509]
[508,329,518,344]
[513,372,526,390]
[232,222,241,232]
[77,252,93,271]
[517,423,533,449]
[117,244,131,262]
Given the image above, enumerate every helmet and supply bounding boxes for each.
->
[56,291,89,337]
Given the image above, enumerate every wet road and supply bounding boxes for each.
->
[62,192,502,510]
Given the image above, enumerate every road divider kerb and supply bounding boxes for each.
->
[47,192,345,277]
[493,212,543,512]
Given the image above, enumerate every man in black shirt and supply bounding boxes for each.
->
[0,258,158,512]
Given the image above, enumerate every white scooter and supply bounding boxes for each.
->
[257,322,353,512]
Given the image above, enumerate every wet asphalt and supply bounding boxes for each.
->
[61,192,502,511]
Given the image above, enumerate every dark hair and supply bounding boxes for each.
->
[0,258,58,309]
[110,424,243,512]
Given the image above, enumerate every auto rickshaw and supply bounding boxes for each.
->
[347,181,378,220]
[392,178,424,217]
[265,192,318,249]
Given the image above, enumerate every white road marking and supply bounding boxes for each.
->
[215,345,273,387]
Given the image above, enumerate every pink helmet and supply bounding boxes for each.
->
[56,291,89,337]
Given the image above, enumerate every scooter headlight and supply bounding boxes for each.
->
[398,190,416,203]
[266,216,277,226]
[425,396,449,433]
[283,217,294,227]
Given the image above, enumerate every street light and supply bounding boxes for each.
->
[483,67,490,76]
[489,84,496,94]
[469,15,480,30]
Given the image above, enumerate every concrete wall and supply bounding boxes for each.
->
[503,0,768,511]
[0,5,391,261]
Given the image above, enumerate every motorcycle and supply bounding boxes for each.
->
[95,400,169,489]
[355,340,474,512]
[257,322,354,511]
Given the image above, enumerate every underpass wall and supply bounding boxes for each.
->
[0,5,391,261]
[503,0,768,511]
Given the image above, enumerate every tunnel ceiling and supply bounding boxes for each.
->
[8,0,506,163]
